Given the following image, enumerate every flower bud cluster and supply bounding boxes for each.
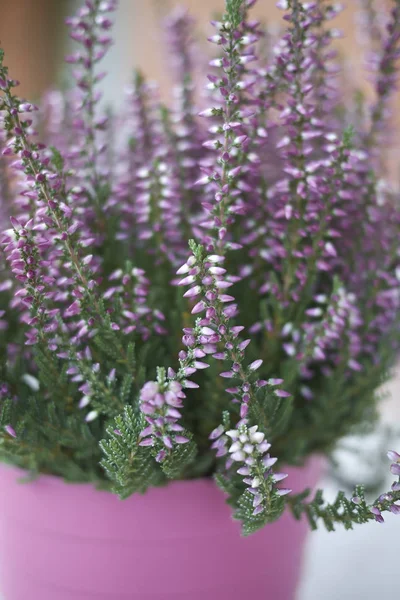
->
[352,451,400,523]
[139,376,190,463]
[210,422,290,516]
[198,9,262,251]
[176,247,291,422]
[65,0,117,190]
[281,286,363,381]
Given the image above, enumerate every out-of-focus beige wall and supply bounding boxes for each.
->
[0,0,66,99]
[0,0,374,97]
[131,0,399,176]
[1,0,398,176]
[133,1,366,93]
[0,1,394,97]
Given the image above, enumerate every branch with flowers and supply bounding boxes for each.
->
[1,0,400,534]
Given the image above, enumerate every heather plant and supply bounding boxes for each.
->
[0,0,400,535]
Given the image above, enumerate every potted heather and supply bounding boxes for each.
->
[1,0,400,598]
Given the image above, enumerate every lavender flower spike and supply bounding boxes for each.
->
[211,422,289,523]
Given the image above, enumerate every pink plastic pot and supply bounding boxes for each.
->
[0,458,322,600]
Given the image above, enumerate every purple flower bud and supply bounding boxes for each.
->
[199,108,217,118]
[183,380,199,389]
[183,286,201,298]
[370,507,385,523]
[4,425,17,438]
[306,308,323,317]
[370,506,382,516]
[210,425,224,440]
[85,410,98,423]
[207,255,225,263]
[178,275,196,286]
[192,301,206,314]
[220,371,234,378]
[139,438,154,447]
[390,463,400,476]
[240,403,249,418]
[263,456,278,468]
[249,359,263,371]
[193,361,209,370]
[155,450,166,463]
[387,450,400,463]
[10,217,21,230]
[201,326,216,336]
[273,473,288,483]
[276,488,292,496]
[253,505,264,516]
[175,436,190,444]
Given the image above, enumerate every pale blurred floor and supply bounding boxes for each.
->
[298,369,400,599]
[298,477,400,600]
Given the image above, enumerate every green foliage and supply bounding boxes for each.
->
[0,394,102,482]
[34,345,75,406]
[342,124,355,147]
[100,406,165,498]
[215,470,286,536]
[160,436,197,479]
[226,0,246,28]
[289,484,400,531]
[235,488,286,536]
[49,146,65,172]
[250,385,294,440]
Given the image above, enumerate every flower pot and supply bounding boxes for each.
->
[0,458,322,600]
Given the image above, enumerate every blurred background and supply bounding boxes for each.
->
[0,0,393,97]
[1,1,399,598]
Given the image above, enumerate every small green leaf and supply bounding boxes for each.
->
[49,146,65,172]
[226,0,246,28]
